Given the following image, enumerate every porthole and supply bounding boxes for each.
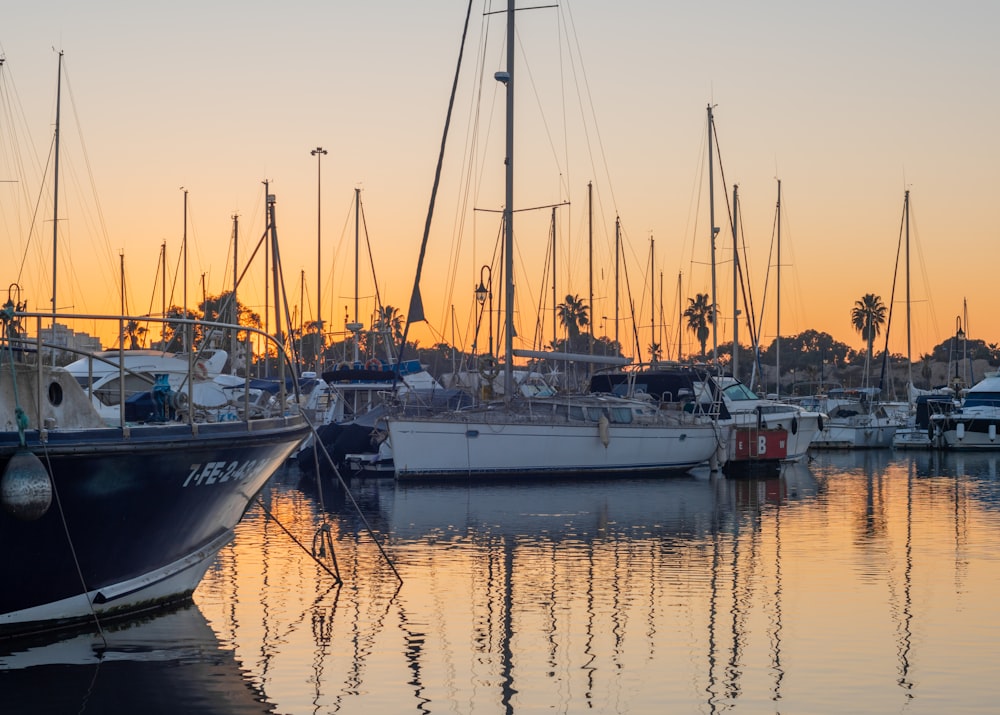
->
[48,381,64,406]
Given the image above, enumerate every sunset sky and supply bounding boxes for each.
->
[2,1,997,363]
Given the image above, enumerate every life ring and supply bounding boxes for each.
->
[478,354,500,381]
[365,358,383,371]
[193,361,209,380]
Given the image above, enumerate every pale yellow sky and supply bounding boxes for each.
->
[2,1,997,360]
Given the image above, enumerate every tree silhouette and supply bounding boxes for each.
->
[556,294,589,344]
[851,293,887,377]
[683,293,715,358]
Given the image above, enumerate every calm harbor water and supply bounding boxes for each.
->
[4,450,1000,714]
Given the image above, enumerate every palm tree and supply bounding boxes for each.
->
[556,294,590,344]
[648,342,662,365]
[377,305,404,344]
[683,293,714,358]
[123,320,147,349]
[851,293,887,381]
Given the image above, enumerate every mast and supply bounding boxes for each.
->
[160,241,167,346]
[588,180,594,362]
[119,252,125,319]
[311,147,327,343]
[676,271,683,360]
[551,206,558,349]
[707,104,719,367]
[649,235,654,362]
[501,0,515,402]
[232,214,239,365]
[659,270,665,359]
[51,51,63,326]
[351,187,363,364]
[776,179,782,398]
[614,216,620,353]
[732,183,739,381]
[182,188,188,352]
[354,187,360,340]
[904,189,912,398]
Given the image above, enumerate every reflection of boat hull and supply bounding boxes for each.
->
[363,460,820,540]
[0,604,273,713]
[1,415,308,638]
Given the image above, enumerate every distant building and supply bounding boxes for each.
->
[37,323,103,363]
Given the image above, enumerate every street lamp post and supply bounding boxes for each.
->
[475,265,493,357]
[311,147,327,367]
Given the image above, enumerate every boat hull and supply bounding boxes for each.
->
[933,417,1000,450]
[387,416,721,479]
[0,416,308,639]
[811,418,897,449]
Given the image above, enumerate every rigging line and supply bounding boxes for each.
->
[757,194,779,340]
[737,205,761,352]
[396,0,475,371]
[144,241,165,320]
[255,495,342,584]
[437,15,489,331]
[515,23,566,189]
[560,2,620,217]
[40,446,108,646]
[61,63,118,301]
[15,138,52,287]
[441,6,499,333]
[359,194,385,325]
[878,198,908,392]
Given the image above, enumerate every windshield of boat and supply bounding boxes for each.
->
[963,392,1000,409]
[723,382,760,402]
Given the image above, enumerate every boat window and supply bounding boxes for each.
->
[611,407,632,424]
[569,405,586,421]
[963,392,1000,408]
[586,407,604,422]
[723,382,759,401]
[93,374,155,406]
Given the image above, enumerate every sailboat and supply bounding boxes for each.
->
[384,2,722,479]
[0,54,308,638]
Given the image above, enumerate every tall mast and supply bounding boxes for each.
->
[311,147,327,342]
[732,183,739,380]
[551,206,558,349]
[182,188,188,352]
[776,179,782,398]
[676,271,683,360]
[232,214,239,365]
[501,0,515,402]
[160,240,166,347]
[614,216,620,352]
[587,180,594,363]
[353,187,361,364]
[707,103,719,367]
[354,188,361,332]
[659,270,665,360]
[649,235,654,362]
[50,52,64,330]
[904,189,912,397]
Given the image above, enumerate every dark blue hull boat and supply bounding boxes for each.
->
[0,342,309,640]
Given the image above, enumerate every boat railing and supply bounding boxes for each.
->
[0,310,301,430]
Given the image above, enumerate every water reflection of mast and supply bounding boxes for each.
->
[705,475,724,712]
[895,458,914,696]
[769,481,785,703]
